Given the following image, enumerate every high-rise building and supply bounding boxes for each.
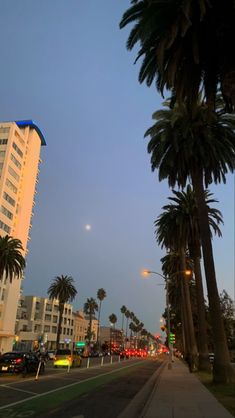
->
[0,120,46,353]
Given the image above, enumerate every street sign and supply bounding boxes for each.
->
[76,341,85,347]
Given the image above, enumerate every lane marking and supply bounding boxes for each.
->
[0,384,37,395]
[0,360,147,410]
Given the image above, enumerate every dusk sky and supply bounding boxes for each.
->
[0,1,234,335]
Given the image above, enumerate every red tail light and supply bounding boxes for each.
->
[15,358,23,364]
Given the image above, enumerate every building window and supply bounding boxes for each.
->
[52,326,57,333]
[0,219,11,234]
[8,166,20,182]
[34,324,41,332]
[12,142,23,158]
[1,205,13,220]
[46,303,52,311]
[3,192,15,207]
[44,325,50,332]
[53,315,57,323]
[10,154,21,170]
[1,288,5,301]
[0,127,9,134]
[35,301,40,310]
[6,178,18,194]
[0,139,8,145]
[0,151,5,158]
[44,314,51,321]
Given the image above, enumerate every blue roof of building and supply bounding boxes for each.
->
[15,120,46,146]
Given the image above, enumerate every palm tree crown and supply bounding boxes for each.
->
[120,1,235,111]
[146,98,235,189]
[48,275,77,304]
[0,235,25,282]
[47,275,77,350]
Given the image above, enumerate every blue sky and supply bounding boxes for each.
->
[0,1,234,334]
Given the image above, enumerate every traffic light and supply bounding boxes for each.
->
[169,333,175,344]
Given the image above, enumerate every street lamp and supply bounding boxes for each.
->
[142,269,173,369]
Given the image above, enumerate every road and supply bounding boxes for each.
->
[0,356,164,418]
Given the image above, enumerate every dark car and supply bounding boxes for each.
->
[0,351,44,376]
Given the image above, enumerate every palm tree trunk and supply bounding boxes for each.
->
[180,248,198,371]
[180,287,190,358]
[97,301,102,345]
[193,253,211,371]
[56,303,64,350]
[192,169,234,383]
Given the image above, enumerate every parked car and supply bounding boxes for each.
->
[53,349,82,368]
[0,351,44,376]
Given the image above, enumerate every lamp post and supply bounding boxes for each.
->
[142,270,173,369]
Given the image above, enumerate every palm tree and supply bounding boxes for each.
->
[96,288,107,345]
[120,1,235,111]
[157,186,223,371]
[120,305,127,348]
[146,97,235,382]
[120,305,127,332]
[84,297,98,347]
[109,313,117,354]
[0,235,25,282]
[125,309,131,343]
[109,313,117,327]
[47,275,77,350]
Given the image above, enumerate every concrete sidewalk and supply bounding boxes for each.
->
[141,358,234,418]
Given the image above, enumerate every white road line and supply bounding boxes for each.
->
[0,361,145,411]
[0,385,37,395]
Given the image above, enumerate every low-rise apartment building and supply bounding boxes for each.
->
[14,295,99,351]
[15,295,74,350]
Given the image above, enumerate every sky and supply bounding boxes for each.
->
[0,1,234,335]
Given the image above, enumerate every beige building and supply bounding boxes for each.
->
[0,121,46,353]
[15,301,98,351]
[73,310,98,346]
[15,295,74,350]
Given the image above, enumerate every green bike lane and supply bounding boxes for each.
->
[0,358,162,417]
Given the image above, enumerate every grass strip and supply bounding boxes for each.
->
[196,371,235,417]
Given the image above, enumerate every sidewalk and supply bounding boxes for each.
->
[141,358,234,418]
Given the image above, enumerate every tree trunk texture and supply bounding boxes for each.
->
[192,169,234,383]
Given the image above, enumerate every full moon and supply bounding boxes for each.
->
[85,224,91,231]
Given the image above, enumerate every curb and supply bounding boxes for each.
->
[117,360,167,418]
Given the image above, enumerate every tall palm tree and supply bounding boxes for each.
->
[120,1,235,111]
[146,97,235,382]
[96,288,107,345]
[0,235,25,282]
[157,186,223,370]
[120,305,127,332]
[84,297,98,347]
[120,305,127,348]
[109,313,117,353]
[125,309,131,343]
[47,275,77,350]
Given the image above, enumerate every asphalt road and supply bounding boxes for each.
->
[0,357,163,418]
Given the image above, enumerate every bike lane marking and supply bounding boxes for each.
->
[0,361,145,411]
[0,385,37,395]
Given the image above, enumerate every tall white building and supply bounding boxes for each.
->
[0,120,46,353]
